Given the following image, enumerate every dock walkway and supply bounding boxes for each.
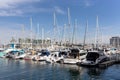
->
[99,53,120,68]
[98,60,116,68]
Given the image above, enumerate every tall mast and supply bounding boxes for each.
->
[37,23,40,46]
[83,19,88,50]
[54,11,56,28]
[42,28,44,48]
[118,37,119,48]
[72,19,77,46]
[63,24,66,45]
[100,27,103,48]
[95,16,99,49]
[30,18,33,49]
[68,8,71,28]
[53,11,56,44]
[22,24,25,48]
[68,8,71,44]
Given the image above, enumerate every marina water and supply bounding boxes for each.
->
[0,58,120,80]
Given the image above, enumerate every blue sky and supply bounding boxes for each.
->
[0,0,120,44]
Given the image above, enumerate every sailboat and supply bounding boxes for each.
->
[61,19,86,64]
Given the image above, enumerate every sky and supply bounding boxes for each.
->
[0,0,120,44]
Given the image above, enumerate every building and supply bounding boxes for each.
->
[110,36,120,48]
[18,38,51,49]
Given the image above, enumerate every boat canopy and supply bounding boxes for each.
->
[59,51,67,57]
[9,50,24,55]
[70,48,79,54]
[86,52,99,62]
[40,50,50,56]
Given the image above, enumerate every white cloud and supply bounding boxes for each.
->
[83,0,94,7]
[0,0,66,16]
[24,7,52,13]
[54,6,65,14]
[0,0,40,9]
[0,9,23,16]
[0,0,42,16]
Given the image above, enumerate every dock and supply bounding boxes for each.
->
[98,53,120,68]
[98,60,116,68]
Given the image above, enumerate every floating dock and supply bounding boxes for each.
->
[77,59,120,68]
[98,60,116,68]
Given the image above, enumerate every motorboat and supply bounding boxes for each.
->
[104,48,119,60]
[32,49,50,61]
[24,50,36,60]
[105,48,118,54]
[0,48,4,52]
[46,51,64,63]
[77,51,108,66]
[5,50,25,59]
[60,48,86,64]
[0,48,23,58]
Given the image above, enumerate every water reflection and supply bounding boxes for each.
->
[68,68,81,80]
[87,68,106,80]
[60,64,84,80]
[0,58,120,80]
[87,68,104,76]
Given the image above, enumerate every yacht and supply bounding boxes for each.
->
[5,50,24,59]
[104,48,119,60]
[46,51,65,63]
[0,48,23,58]
[77,51,108,66]
[60,48,86,64]
[32,49,50,61]
[46,48,86,64]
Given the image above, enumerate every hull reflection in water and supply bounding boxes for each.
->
[0,58,120,80]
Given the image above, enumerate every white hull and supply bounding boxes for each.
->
[15,54,26,59]
[63,58,79,64]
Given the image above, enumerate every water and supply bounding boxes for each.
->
[0,58,120,80]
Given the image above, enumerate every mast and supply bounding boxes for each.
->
[30,18,33,49]
[95,16,99,49]
[100,27,103,48]
[67,8,71,45]
[72,19,77,46]
[118,37,119,48]
[68,8,71,28]
[37,23,40,47]
[83,19,88,50]
[22,24,25,48]
[42,28,44,48]
[53,11,56,44]
[63,24,66,45]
